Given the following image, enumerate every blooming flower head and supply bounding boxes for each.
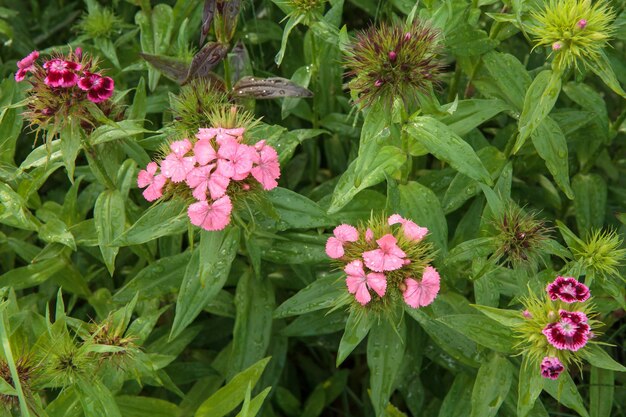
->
[43,58,82,88]
[540,357,565,380]
[525,0,616,71]
[514,275,601,380]
[344,20,442,109]
[15,51,39,82]
[326,213,439,311]
[546,276,590,303]
[136,115,281,233]
[77,72,114,103]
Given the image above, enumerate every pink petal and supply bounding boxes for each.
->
[143,174,166,202]
[403,266,440,308]
[194,139,217,165]
[187,196,232,231]
[346,275,364,295]
[366,272,387,297]
[170,139,192,156]
[354,283,372,305]
[137,169,154,188]
[196,128,218,141]
[325,237,344,259]
[362,248,385,272]
[365,228,374,242]
[207,172,230,200]
[403,221,428,242]
[388,214,404,225]
[333,224,359,242]
[344,259,365,277]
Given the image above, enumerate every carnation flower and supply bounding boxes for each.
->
[43,58,82,88]
[542,310,591,351]
[77,72,114,103]
[251,141,281,191]
[161,140,196,183]
[15,50,39,82]
[388,214,428,242]
[137,162,167,202]
[187,196,233,231]
[217,138,256,180]
[546,276,590,303]
[325,214,438,311]
[540,357,565,380]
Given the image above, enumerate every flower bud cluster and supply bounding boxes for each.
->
[137,127,280,231]
[326,214,440,309]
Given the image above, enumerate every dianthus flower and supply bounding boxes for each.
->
[77,72,115,103]
[325,214,439,309]
[137,125,281,232]
[15,51,39,82]
[43,58,82,88]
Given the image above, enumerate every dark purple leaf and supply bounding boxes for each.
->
[230,41,251,82]
[200,0,216,46]
[233,76,314,99]
[139,53,188,83]
[185,42,229,83]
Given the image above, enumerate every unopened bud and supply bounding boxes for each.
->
[388,51,397,62]
[552,42,563,51]
[75,47,82,60]
[404,32,411,41]
[523,310,532,319]
[374,79,383,87]
[577,19,587,29]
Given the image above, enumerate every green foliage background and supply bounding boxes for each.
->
[0,0,625,416]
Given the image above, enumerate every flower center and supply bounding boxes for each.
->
[558,320,576,336]
[51,61,67,71]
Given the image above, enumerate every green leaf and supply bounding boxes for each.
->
[572,174,607,233]
[0,257,66,290]
[328,146,406,214]
[89,120,151,145]
[275,14,304,66]
[367,319,406,417]
[235,387,272,417]
[589,367,614,417]
[470,354,513,417]
[171,227,240,340]
[478,52,531,111]
[115,396,180,417]
[517,355,545,417]
[439,99,511,137]
[114,199,187,246]
[438,314,515,353]
[516,70,562,153]
[267,187,332,230]
[405,116,492,185]
[60,120,82,181]
[273,274,345,318]
[473,305,524,327]
[580,344,626,372]
[282,308,346,337]
[195,357,270,417]
[0,182,40,231]
[543,372,589,417]
[114,251,192,302]
[229,272,275,377]
[94,190,126,275]
[530,117,574,199]
[587,50,626,99]
[438,372,474,417]
[337,310,373,366]
[39,218,76,250]
[393,181,448,255]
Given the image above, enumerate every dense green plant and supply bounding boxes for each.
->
[1,0,625,416]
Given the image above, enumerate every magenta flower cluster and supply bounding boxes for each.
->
[538,276,592,380]
[137,127,280,231]
[326,215,439,308]
[15,49,114,103]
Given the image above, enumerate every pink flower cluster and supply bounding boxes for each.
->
[325,215,440,308]
[137,127,280,231]
[15,49,114,103]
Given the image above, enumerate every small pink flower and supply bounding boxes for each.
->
[552,42,563,51]
[137,162,167,202]
[15,51,39,82]
[365,228,374,242]
[217,138,256,180]
[345,259,387,305]
[43,59,81,87]
[546,276,590,303]
[577,19,587,29]
[251,141,280,190]
[388,214,428,242]
[194,138,218,166]
[325,224,359,259]
[161,142,196,183]
[186,164,230,201]
[403,265,440,308]
[197,127,246,144]
[540,357,564,380]
[542,310,590,351]
[77,72,114,103]
[523,310,532,319]
[187,195,233,231]
[362,234,406,272]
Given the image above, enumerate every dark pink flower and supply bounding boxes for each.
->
[344,259,387,305]
[15,51,39,82]
[187,195,232,231]
[217,138,256,180]
[77,72,114,103]
[325,224,359,259]
[362,234,406,272]
[403,266,440,308]
[137,162,167,202]
[546,276,590,303]
[542,310,591,351]
[43,59,82,88]
[251,141,280,190]
[540,357,564,380]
